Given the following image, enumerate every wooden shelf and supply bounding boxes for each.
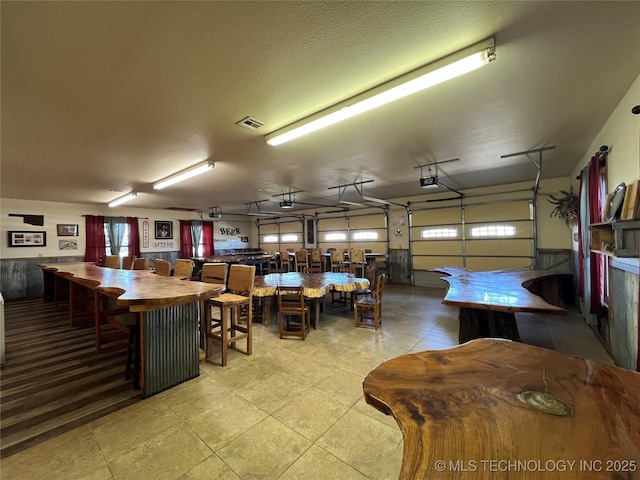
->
[590,220,640,258]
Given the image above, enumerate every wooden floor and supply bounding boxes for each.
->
[0,298,142,459]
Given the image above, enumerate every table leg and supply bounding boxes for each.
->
[458,308,521,344]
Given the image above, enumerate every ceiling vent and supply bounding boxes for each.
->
[164,206,199,211]
[236,116,264,130]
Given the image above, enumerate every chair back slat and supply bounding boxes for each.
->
[121,256,135,270]
[174,259,194,279]
[132,258,149,270]
[227,265,256,296]
[154,259,172,276]
[104,255,120,269]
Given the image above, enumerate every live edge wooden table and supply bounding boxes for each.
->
[435,267,571,343]
[253,272,370,327]
[40,262,222,397]
[363,339,640,480]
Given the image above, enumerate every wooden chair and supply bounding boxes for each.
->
[201,263,228,289]
[308,249,323,273]
[295,249,309,272]
[132,258,149,270]
[277,286,311,340]
[173,259,194,280]
[348,248,367,277]
[280,252,292,272]
[121,256,135,270]
[330,249,348,272]
[104,255,120,269]
[154,259,172,276]
[350,265,377,309]
[204,265,255,366]
[354,274,385,330]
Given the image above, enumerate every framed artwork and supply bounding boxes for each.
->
[155,221,173,239]
[57,224,78,236]
[59,239,78,250]
[8,231,47,247]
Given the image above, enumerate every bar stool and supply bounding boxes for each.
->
[154,259,172,276]
[354,274,385,330]
[173,259,194,279]
[277,286,311,340]
[204,265,256,366]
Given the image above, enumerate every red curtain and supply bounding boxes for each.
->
[202,221,214,256]
[85,215,106,263]
[577,174,585,298]
[179,220,193,258]
[587,150,606,316]
[127,217,141,257]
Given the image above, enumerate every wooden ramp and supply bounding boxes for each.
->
[0,298,142,458]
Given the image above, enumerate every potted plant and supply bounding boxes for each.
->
[547,186,579,227]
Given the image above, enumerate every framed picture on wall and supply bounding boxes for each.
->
[8,231,47,247]
[155,221,173,239]
[306,218,316,247]
[57,224,78,236]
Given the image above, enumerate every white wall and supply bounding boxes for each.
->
[0,198,252,259]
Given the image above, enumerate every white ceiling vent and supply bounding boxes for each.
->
[235,116,264,130]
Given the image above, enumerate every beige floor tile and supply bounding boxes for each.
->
[179,453,241,479]
[108,424,213,480]
[1,428,112,480]
[311,370,368,406]
[184,391,268,451]
[161,378,234,420]
[236,372,309,413]
[316,409,402,479]
[272,388,351,441]
[350,396,400,430]
[278,444,368,480]
[217,416,312,479]
[92,400,183,461]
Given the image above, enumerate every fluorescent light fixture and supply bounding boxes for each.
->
[153,160,214,190]
[266,38,495,146]
[279,200,294,209]
[108,192,137,208]
[361,195,390,205]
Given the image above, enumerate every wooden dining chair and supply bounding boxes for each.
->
[308,249,323,273]
[280,252,292,272]
[132,258,149,270]
[354,274,385,330]
[154,259,172,276]
[330,249,348,272]
[121,256,135,270]
[173,259,194,280]
[295,249,309,272]
[104,255,120,269]
[277,285,311,340]
[347,248,367,277]
[204,265,255,366]
[350,265,377,309]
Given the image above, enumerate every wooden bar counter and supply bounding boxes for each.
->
[40,262,222,397]
[363,339,640,480]
[435,267,570,343]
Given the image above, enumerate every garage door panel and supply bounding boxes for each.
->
[466,239,531,256]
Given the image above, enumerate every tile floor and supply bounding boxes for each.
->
[1,285,614,480]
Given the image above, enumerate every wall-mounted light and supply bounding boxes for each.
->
[153,160,215,190]
[108,192,137,208]
[265,38,495,146]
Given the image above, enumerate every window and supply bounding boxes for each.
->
[104,223,130,256]
[263,235,279,243]
[281,234,299,242]
[469,224,516,237]
[352,231,378,240]
[421,228,458,239]
[325,232,347,241]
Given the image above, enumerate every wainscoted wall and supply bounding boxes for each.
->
[608,260,639,370]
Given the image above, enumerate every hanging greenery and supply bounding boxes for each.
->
[547,186,579,227]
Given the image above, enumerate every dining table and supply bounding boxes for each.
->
[253,271,370,327]
[363,338,640,480]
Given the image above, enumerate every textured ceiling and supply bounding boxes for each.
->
[2,1,639,215]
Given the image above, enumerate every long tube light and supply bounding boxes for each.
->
[108,192,137,208]
[266,38,495,146]
[153,160,215,190]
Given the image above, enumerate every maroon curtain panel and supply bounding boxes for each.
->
[587,151,605,316]
[202,221,214,257]
[179,220,193,258]
[85,215,106,263]
[127,217,141,257]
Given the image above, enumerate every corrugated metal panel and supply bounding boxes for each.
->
[608,266,639,371]
[536,249,574,274]
[0,256,84,299]
[143,302,200,397]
